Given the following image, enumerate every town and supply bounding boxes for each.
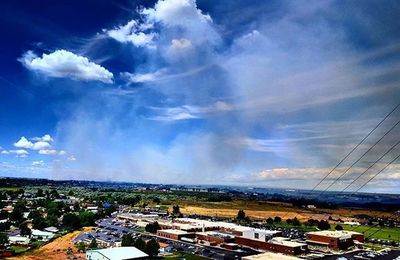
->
[0,179,399,259]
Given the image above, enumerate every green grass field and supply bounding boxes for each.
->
[342,224,400,242]
[165,252,208,260]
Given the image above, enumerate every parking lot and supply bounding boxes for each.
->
[75,217,259,259]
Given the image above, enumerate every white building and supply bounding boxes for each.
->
[9,236,30,245]
[31,229,55,241]
[86,247,148,260]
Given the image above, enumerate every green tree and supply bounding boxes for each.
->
[172,205,181,216]
[32,216,48,230]
[145,238,160,257]
[19,222,31,237]
[133,238,146,252]
[274,216,282,223]
[292,217,301,226]
[0,232,8,247]
[36,189,44,197]
[28,210,41,220]
[121,234,135,247]
[335,224,343,231]
[46,214,59,227]
[62,213,81,230]
[76,241,86,252]
[236,210,246,220]
[145,222,161,234]
[88,238,97,249]
[317,220,330,230]
[266,217,274,225]
[79,211,95,227]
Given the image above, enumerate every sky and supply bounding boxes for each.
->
[1,0,400,193]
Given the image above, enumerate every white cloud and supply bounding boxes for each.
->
[38,149,59,155]
[31,141,51,150]
[1,150,10,154]
[14,137,33,149]
[121,69,167,83]
[19,50,113,83]
[67,155,76,161]
[9,149,29,158]
[105,20,156,47]
[142,0,212,27]
[170,38,192,49]
[32,134,54,142]
[32,160,45,166]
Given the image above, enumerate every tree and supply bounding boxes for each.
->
[121,234,135,247]
[145,238,160,257]
[79,211,95,227]
[266,217,274,225]
[237,210,246,220]
[145,222,161,234]
[0,232,8,247]
[88,238,97,249]
[46,214,59,227]
[62,213,81,230]
[134,238,146,252]
[76,241,86,252]
[335,224,343,231]
[0,210,9,220]
[36,188,44,197]
[33,216,48,230]
[317,220,330,230]
[19,222,31,237]
[152,197,161,204]
[172,205,181,216]
[286,218,292,224]
[292,217,301,226]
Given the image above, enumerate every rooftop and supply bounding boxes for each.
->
[158,229,189,235]
[270,237,307,247]
[307,230,362,239]
[87,247,148,260]
[243,252,301,260]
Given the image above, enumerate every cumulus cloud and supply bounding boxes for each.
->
[14,137,33,149]
[19,50,113,83]
[170,38,192,50]
[104,20,156,47]
[32,160,45,166]
[8,149,29,158]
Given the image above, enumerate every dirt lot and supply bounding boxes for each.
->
[7,227,93,260]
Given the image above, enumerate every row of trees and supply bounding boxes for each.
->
[121,234,159,256]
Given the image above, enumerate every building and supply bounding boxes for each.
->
[31,229,55,241]
[8,236,30,245]
[86,247,148,260]
[157,229,195,240]
[196,231,235,245]
[235,236,307,256]
[306,230,364,250]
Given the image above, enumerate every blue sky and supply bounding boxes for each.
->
[1,0,400,193]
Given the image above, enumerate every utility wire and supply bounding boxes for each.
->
[317,118,400,195]
[310,102,400,192]
[340,139,400,192]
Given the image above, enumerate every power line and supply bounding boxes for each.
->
[350,152,400,194]
[317,118,400,195]
[311,102,400,192]
[340,139,400,193]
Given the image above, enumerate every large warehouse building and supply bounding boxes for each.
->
[306,230,364,250]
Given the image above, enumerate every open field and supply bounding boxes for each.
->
[342,225,400,242]
[7,227,93,260]
[173,200,395,222]
[165,251,208,260]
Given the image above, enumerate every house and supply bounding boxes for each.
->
[8,236,30,245]
[44,226,59,233]
[31,229,55,241]
[86,247,148,260]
